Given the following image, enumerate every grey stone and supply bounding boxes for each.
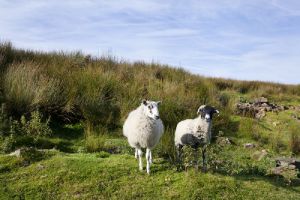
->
[9,149,21,157]
[244,143,256,148]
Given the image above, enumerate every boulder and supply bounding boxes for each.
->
[216,137,231,146]
[275,157,300,170]
[255,110,266,119]
[252,149,268,161]
[271,157,300,181]
[9,149,21,157]
[254,97,268,104]
[244,143,256,149]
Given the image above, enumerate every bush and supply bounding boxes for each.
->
[76,72,120,129]
[1,134,16,153]
[0,110,52,151]
[15,110,52,142]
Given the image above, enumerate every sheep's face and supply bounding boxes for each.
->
[197,105,219,122]
[142,99,161,120]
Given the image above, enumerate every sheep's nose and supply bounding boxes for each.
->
[155,116,160,120]
[205,114,210,120]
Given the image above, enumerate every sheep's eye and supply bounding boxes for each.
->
[148,106,151,109]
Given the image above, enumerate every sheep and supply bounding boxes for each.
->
[123,99,164,174]
[174,105,219,171]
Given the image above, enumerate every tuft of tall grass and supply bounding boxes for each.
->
[155,127,176,162]
[289,127,300,155]
[3,62,67,116]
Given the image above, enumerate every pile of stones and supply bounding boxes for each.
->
[236,97,289,119]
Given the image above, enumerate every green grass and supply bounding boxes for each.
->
[1,42,300,199]
[0,152,299,200]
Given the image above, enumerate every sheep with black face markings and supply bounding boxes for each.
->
[174,105,219,171]
[123,99,164,174]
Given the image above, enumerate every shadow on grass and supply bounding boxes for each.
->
[51,122,84,140]
[231,174,300,191]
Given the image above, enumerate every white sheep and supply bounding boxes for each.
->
[174,105,219,171]
[123,99,164,174]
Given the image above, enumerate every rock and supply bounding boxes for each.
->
[278,106,285,111]
[216,137,231,146]
[255,110,266,119]
[252,149,268,161]
[37,164,45,170]
[291,113,300,120]
[236,97,288,119]
[254,97,268,104]
[288,165,296,170]
[244,143,256,149]
[271,166,284,175]
[9,149,21,157]
[275,157,300,170]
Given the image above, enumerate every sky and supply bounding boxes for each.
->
[1,0,300,84]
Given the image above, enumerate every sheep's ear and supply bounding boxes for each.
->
[214,109,220,116]
[142,99,147,105]
[197,107,203,115]
[157,101,162,105]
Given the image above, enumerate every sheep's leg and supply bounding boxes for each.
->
[137,148,143,171]
[135,148,138,159]
[194,148,199,172]
[176,145,183,171]
[146,148,151,174]
[149,150,152,164]
[202,146,207,173]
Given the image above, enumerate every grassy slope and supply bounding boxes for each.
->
[1,43,300,199]
[1,153,300,200]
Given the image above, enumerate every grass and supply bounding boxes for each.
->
[1,42,300,199]
[0,152,300,200]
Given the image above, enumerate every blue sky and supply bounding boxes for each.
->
[1,0,300,84]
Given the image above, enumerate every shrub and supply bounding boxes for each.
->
[0,110,52,152]
[21,110,52,141]
[75,70,120,129]
[218,93,230,107]
[1,134,16,153]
